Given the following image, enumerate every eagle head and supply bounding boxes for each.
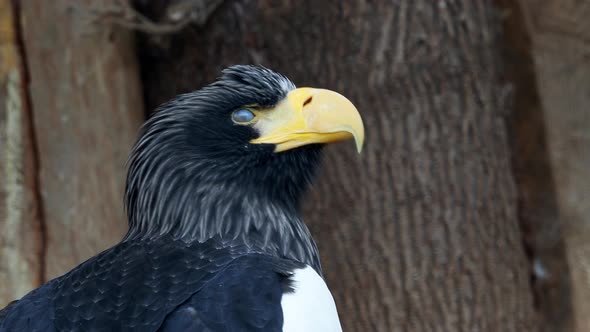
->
[124,65,364,270]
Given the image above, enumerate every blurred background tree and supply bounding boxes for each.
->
[1,0,588,331]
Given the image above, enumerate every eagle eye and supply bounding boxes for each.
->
[232,109,256,124]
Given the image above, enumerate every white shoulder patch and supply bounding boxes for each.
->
[281,266,342,332]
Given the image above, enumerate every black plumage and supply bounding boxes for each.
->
[124,66,322,270]
[0,66,329,331]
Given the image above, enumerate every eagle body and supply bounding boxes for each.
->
[1,237,324,331]
[0,66,363,331]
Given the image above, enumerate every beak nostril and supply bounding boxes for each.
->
[303,96,313,107]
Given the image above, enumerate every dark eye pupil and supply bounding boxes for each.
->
[232,109,255,123]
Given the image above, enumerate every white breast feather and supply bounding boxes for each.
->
[281,266,342,332]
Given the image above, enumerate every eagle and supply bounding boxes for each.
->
[0,65,364,331]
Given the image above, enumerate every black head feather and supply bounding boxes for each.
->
[124,65,322,271]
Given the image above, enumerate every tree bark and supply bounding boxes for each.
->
[498,0,575,330]
[515,0,590,330]
[16,0,144,282]
[0,0,43,307]
[137,1,537,330]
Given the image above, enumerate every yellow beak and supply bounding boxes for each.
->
[250,88,364,153]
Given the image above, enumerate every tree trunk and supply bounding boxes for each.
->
[1,0,145,296]
[515,0,590,330]
[136,1,537,330]
[498,0,577,330]
[0,0,43,306]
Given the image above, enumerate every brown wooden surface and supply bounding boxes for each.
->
[137,1,537,330]
[517,0,590,330]
[0,0,43,306]
[17,1,144,282]
[497,1,573,330]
